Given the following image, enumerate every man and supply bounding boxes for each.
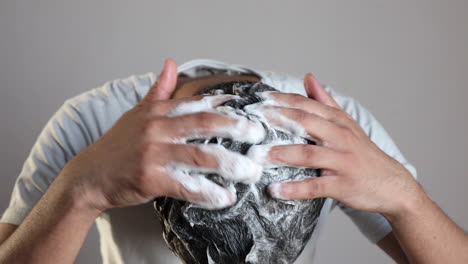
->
[0,59,467,263]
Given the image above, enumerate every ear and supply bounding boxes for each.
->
[304,73,340,108]
[144,59,178,102]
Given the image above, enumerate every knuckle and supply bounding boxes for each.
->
[328,107,344,121]
[302,145,316,160]
[135,164,152,188]
[189,147,209,168]
[343,111,354,122]
[139,99,166,116]
[297,99,311,110]
[307,179,324,195]
[135,171,150,188]
[289,94,307,107]
[194,112,218,129]
[338,126,355,143]
[175,182,191,200]
[141,119,155,134]
[333,109,354,125]
[340,151,357,169]
[138,143,159,165]
[291,109,308,124]
[141,119,164,138]
[148,101,167,115]
[290,93,306,101]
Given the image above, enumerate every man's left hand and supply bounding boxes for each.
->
[257,73,423,217]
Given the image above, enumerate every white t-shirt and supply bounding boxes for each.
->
[1,59,417,264]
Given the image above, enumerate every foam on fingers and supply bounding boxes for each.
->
[244,103,308,138]
[173,114,266,145]
[168,94,241,117]
[165,167,236,209]
[246,144,282,168]
[219,115,266,144]
[169,96,266,144]
[190,175,237,209]
[255,91,295,108]
[267,182,285,199]
[197,144,263,184]
[163,144,263,208]
[254,91,280,102]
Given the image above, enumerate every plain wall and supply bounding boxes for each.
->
[1,1,467,263]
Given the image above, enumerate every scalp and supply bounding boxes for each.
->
[154,81,325,264]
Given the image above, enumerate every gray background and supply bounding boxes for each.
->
[1,0,467,263]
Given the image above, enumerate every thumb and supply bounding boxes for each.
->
[144,59,178,102]
[304,73,340,108]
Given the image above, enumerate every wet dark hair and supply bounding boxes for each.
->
[154,81,325,264]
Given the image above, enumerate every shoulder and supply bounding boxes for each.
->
[22,72,157,165]
[64,72,155,114]
[0,72,159,226]
[57,72,156,140]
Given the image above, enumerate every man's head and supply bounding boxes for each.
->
[154,81,325,264]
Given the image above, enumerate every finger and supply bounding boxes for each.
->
[156,112,266,144]
[254,91,346,123]
[149,94,240,116]
[268,176,341,200]
[247,144,345,170]
[164,144,263,184]
[166,94,241,117]
[245,104,344,145]
[304,73,340,108]
[169,170,237,209]
[143,58,178,102]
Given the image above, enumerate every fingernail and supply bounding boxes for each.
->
[159,59,173,84]
[214,191,236,208]
[254,91,268,100]
[244,102,266,117]
[269,146,282,161]
[255,91,277,101]
[247,145,281,165]
[244,104,278,123]
[201,192,234,210]
[231,117,266,144]
[247,145,271,165]
[159,59,168,76]
[268,183,284,199]
[211,94,241,106]
[227,190,237,204]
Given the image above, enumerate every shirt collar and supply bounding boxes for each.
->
[177,59,263,80]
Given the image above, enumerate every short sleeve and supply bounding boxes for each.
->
[0,73,151,225]
[327,86,418,243]
[0,101,91,225]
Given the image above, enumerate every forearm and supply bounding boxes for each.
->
[383,185,468,264]
[0,172,100,263]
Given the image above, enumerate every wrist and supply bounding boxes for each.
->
[56,161,105,218]
[68,185,104,219]
[1,169,102,263]
[382,181,431,223]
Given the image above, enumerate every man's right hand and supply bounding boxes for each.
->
[59,59,265,212]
